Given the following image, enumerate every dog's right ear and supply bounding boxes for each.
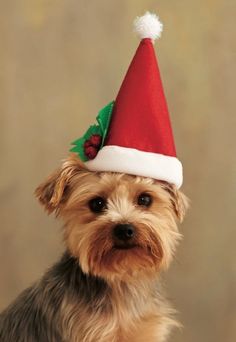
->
[35,154,86,215]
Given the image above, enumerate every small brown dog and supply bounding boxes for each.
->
[0,154,188,341]
[0,12,188,342]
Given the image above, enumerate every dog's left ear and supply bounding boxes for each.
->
[163,183,189,222]
[35,154,86,214]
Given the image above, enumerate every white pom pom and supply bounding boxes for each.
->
[133,12,163,41]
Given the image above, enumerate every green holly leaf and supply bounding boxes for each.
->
[96,101,114,147]
[70,101,114,161]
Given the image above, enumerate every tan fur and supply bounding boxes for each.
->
[35,153,189,342]
[60,280,179,342]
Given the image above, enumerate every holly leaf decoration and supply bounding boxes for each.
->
[70,101,114,161]
[96,101,114,146]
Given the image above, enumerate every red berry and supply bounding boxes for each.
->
[85,146,98,159]
[84,140,91,148]
[90,134,102,147]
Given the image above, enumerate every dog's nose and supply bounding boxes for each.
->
[113,224,135,241]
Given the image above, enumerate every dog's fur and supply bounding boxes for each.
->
[0,154,188,342]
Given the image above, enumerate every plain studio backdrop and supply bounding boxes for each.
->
[0,1,235,341]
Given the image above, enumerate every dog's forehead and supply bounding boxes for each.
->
[98,172,154,190]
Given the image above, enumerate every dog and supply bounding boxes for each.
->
[0,153,188,342]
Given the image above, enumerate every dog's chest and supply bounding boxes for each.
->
[61,292,165,342]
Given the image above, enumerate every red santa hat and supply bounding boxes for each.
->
[70,12,183,188]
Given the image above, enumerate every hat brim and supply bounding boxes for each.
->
[85,145,183,188]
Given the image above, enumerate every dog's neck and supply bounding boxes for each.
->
[50,252,109,307]
[53,252,160,316]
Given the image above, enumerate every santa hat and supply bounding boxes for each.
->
[70,12,183,188]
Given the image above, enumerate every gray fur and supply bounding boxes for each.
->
[0,253,109,342]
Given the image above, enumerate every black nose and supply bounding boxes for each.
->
[113,224,135,241]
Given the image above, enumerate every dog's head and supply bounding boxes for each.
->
[35,154,188,281]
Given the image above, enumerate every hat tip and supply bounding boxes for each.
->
[133,11,163,41]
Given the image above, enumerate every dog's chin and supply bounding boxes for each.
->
[88,243,163,281]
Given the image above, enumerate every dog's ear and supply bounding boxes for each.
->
[162,183,189,222]
[35,154,86,214]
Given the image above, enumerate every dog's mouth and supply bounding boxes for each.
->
[112,244,139,250]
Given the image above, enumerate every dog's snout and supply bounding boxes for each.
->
[113,224,135,241]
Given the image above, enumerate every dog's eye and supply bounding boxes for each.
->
[137,193,152,207]
[89,197,107,213]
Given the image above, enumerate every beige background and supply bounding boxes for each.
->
[0,0,235,341]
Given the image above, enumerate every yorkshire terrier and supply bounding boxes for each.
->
[0,154,188,342]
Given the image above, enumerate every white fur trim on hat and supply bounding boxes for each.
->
[85,146,183,188]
